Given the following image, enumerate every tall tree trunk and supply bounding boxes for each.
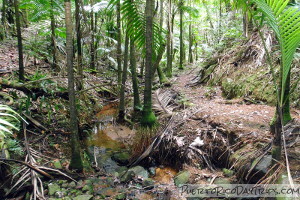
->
[118,32,129,122]
[140,58,145,78]
[50,0,58,71]
[188,23,193,63]
[1,0,7,39]
[2,0,6,26]
[75,0,83,90]
[7,0,14,24]
[141,0,157,127]
[152,44,167,84]
[14,0,24,81]
[160,0,164,28]
[129,39,141,112]
[179,0,184,70]
[116,1,122,86]
[243,11,249,38]
[90,1,95,70]
[64,0,83,171]
[166,0,172,77]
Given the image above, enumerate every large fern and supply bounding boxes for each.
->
[252,0,300,106]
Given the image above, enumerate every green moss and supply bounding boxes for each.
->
[141,110,157,127]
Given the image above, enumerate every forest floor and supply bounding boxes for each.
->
[1,36,300,199]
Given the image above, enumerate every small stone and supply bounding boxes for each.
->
[69,181,77,188]
[142,178,155,188]
[149,167,156,176]
[115,193,126,199]
[120,170,135,182]
[75,190,83,196]
[82,184,90,192]
[214,177,232,185]
[53,160,63,169]
[48,183,61,196]
[174,171,190,186]
[128,166,149,179]
[73,194,93,200]
[116,166,128,175]
[112,152,130,165]
[222,168,234,177]
[57,180,67,185]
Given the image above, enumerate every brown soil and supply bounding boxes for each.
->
[173,66,300,139]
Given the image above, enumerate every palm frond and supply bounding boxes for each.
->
[252,0,300,105]
[107,0,166,57]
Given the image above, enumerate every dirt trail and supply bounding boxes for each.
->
[173,66,299,138]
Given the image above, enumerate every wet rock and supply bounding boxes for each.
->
[128,166,149,179]
[214,177,232,185]
[174,171,190,186]
[48,183,61,196]
[120,170,135,182]
[73,194,93,200]
[149,167,156,176]
[112,152,130,165]
[116,166,128,176]
[142,178,155,188]
[253,155,272,174]
[222,168,234,177]
[82,184,90,192]
[99,157,119,174]
[69,181,77,188]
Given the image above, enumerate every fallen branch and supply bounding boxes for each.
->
[0,158,53,179]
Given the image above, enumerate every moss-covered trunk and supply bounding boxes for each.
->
[141,0,157,127]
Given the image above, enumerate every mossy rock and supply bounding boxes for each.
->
[112,152,130,165]
[174,170,190,186]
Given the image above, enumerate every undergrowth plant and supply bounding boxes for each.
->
[0,105,24,158]
[250,0,300,161]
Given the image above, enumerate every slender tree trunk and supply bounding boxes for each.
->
[116,1,122,86]
[179,0,184,70]
[243,11,248,38]
[90,1,95,70]
[75,0,83,90]
[2,0,6,26]
[152,44,167,84]
[195,42,198,61]
[188,23,193,63]
[118,32,129,122]
[94,13,98,64]
[141,0,157,127]
[64,0,83,171]
[140,58,145,78]
[160,0,163,28]
[7,0,14,24]
[14,0,24,81]
[129,39,141,112]
[50,0,58,71]
[166,0,172,77]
